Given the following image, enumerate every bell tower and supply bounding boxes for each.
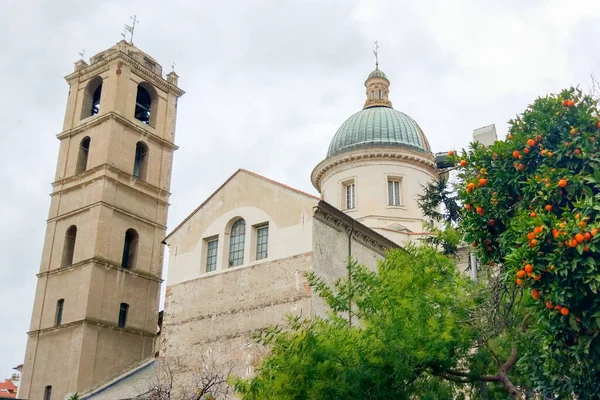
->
[20,40,184,400]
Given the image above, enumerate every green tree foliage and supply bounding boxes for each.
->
[449,88,600,397]
[234,246,531,399]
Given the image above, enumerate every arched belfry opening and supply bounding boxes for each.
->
[133,141,149,180]
[134,82,158,127]
[61,225,77,268]
[121,229,139,269]
[76,136,91,174]
[81,76,103,119]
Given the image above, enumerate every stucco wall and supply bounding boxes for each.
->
[162,252,313,383]
[311,211,392,318]
[165,170,317,286]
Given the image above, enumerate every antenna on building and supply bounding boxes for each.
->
[78,49,85,60]
[123,14,139,44]
[373,41,379,69]
[171,62,177,72]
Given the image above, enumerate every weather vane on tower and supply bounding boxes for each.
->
[373,41,379,69]
[121,14,139,44]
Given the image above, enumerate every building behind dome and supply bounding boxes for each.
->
[312,66,437,244]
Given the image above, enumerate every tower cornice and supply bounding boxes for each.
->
[64,47,185,97]
[57,111,179,150]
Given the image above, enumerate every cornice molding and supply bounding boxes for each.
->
[52,163,172,201]
[37,257,162,283]
[28,317,156,338]
[313,200,399,256]
[56,111,179,151]
[65,50,184,97]
[311,147,437,192]
[45,199,168,230]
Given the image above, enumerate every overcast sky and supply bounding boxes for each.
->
[1,0,600,380]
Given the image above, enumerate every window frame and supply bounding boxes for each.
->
[386,175,404,207]
[118,303,129,329]
[44,385,52,400]
[55,299,64,326]
[255,224,269,261]
[228,219,246,268]
[342,179,356,210]
[205,237,218,272]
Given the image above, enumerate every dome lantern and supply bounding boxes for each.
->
[363,66,392,109]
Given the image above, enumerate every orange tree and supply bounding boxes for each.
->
[449,88,600,396]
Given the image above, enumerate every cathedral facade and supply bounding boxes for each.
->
[18,40,467,399]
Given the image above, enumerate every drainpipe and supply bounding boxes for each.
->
[348,220,355,325]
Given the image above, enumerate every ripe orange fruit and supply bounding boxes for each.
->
[530,212,537,218]
[527,232,536,240]
[550,265,555,270]
[523,147,530,154]
[561,307,569,316]
[517,269,526,278]
[537,134,542,141]
[544,204,552,211]
[488,219,495,226]
[525,264,533,273]
[532,289,539,300]
[512,150,520,158]
[574,148,581,155]
[579,220,587,227]
[534,226,543,234]
[465,204,471,210]
[546,300,553,309]
[562,100,568,107]
[597,121,600,129]
[570,239,579,247]
[534,274,542,281]
[585,232,592,241]
[575,213,580,220]
[476,206,484,215]
[472,241,477,247]
[530,239,538,247]
[518,164,525,171]
[516,278,523,286]
[567,99,575,107]
[570,128,578,135]
[575,233,585,243]
[448,150,455,156]
[554,305,562,310]
[527,139,535,147]
[467,182,475,190]
[592,228,598,237]
[558,179,567,188]
[479,178,487,186]
[459,159,467,167]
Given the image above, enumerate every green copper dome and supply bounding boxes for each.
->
[367,68,388,80]
[327,106,431,157]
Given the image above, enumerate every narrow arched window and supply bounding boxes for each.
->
[61,225,77,268]
[378,89,382,99]
[81,76,103,119]
[370,91,374,100]
[133,142,149,180]
[228,219,246,267]
[118,303,129,328]
[135,82,158,126]
[121,229,139,269]
[44,385,52,400]
[75,136,91,174]
[55,299,64,326]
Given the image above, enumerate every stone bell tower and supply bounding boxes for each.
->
[19,40,184,400]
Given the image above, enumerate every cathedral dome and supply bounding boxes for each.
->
[327,106,431,157]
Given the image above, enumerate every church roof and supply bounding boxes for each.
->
[327,106,431,157]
